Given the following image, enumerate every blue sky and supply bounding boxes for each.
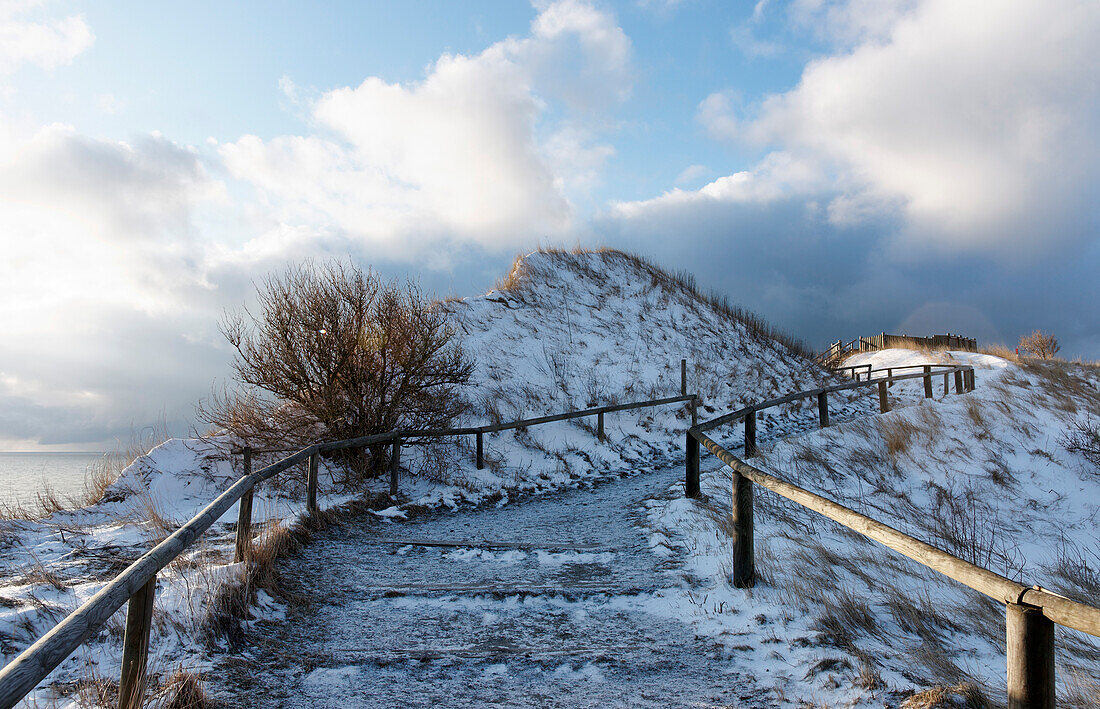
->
[1,0,1098,450]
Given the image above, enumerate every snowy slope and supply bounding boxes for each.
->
[409,248,847,493]
[1,248,842,705]
[648,349,1100,706]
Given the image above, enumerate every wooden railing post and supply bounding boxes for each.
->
[968,368,977,391]
[955,369,964,394]
[1006,602,1055,709]
[597,411,605,441]
[744,409,757,456]
[476,432,484,469]
[943,372,949,396]
[878,381,889,413]
[685,430,700,498]
[118,574,156,709]
[681,358,687,396]
[923,365,933,398]
[887,367,893,387]
[817,391,829,428]
[234,446,253,563]
[390,439,400,496]
[731,471,754,588]
[690,396,698,428]
[306,452,319,516]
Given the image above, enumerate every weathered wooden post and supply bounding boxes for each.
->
[476,432,484,469]
[887,367,893,387]
[817,392,829,428]
[234,446,253,563]
[681,358,687,396]
[1006,602,1055,709]
[690,396,698,428]
[118,575,156,709]
[878,381,889,413]
[390,439,400,497]
[597,411,605,441]
[943,372,949,396]
[923,365,933,398]
[744,409,757,456]
[731,471,754,588]
[968,369,977,391]
[955,369,964,394]
[685,430,700,498]
[306,451,319,516]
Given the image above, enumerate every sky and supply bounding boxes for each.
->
[1,0,1098,451]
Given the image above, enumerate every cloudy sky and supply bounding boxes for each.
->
[2,0,1098,451]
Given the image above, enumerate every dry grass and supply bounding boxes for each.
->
[880,417,920,459]
[148,670,214,709]
[1062,667,1100,709]
[979,343,1020,362]
[901,683,991,709]
[1061,415,1100,471]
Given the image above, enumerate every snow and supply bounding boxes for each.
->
[4,251,1096,706]
[644,348,1100,704]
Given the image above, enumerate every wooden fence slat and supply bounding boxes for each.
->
[1007,602,1055,708]
[117,575,156,709]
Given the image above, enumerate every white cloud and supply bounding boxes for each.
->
[787,0,917,47]
[694,0,1100,256]
[221,0,631,263]
[696,91,741,142]
[0,1,92,74]
[674,164,709,185]
[611,151,822,216]
[729,24,784,58]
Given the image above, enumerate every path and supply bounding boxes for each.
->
[208,384,887,707]
[209,460,772,708]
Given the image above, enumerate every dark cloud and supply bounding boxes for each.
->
[594,193,1100,358]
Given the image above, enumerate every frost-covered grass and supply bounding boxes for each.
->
[647,349,1100,707]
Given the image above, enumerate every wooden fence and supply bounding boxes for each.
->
[817,332,977,367]
[685,363,1099,708]
[0,364,700,708]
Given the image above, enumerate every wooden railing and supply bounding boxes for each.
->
[816,333,978,367]
[0,363,700,708]
[685,363,1100,707]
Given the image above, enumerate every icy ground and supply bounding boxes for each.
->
[206,459,778,708]
[205,393,903,709]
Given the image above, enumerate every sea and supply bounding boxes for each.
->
[0,452,106,512]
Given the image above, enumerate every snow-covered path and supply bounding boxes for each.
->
[209,460,775,708]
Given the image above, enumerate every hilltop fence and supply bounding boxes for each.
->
[817,332,977,366]
[685,362,1100,708]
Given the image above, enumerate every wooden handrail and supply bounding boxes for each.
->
[0,446,313,706]
[685,360,1098,705]
[0,378,698,707]
[230,394,697,455]
[696,364,968,433]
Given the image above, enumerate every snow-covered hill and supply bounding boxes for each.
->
[0,248,840,705]
[649,348,1100,706]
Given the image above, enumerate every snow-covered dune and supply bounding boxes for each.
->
[649,349,1100,705]
[1,248,840,704]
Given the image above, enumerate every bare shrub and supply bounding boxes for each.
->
[1019,330,1060,360]
[200,260,473,477]
[1060,415,1100,470]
